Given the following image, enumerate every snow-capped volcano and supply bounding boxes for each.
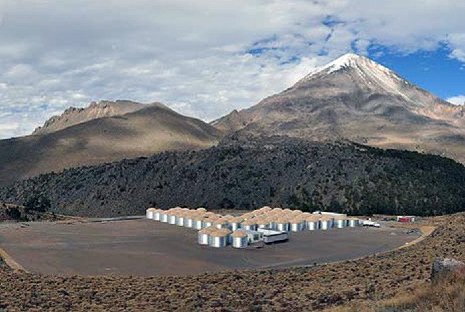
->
[213,53,465,164]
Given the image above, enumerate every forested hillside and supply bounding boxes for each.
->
[1,136,464,217]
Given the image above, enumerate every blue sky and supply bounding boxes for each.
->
[0,0,465,138]
[371,46,465,101]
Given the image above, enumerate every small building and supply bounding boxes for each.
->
[231,230,249,248]
[257,229,289,244]
[397,216,415,223]
[245,230,263,244]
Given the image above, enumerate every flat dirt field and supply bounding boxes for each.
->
[0,219,419,277]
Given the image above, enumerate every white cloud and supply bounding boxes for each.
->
[447,95,465,105]
[0,0,465,138]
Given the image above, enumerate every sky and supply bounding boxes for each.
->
[0,0,464,139]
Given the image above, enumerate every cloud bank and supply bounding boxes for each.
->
[1,0,465,138]
[447,95,465,105]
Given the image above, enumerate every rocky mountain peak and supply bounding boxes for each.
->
[32,100,146,135]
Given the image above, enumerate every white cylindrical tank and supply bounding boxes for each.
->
[160,211,169,223]
[208,228,231,248]
[198,226,214,245]
[320,217,332,230]
[306,219,319,231]
[213,218,228,229]
[290,219,304,232]
[185,214,194,228]
[231,230,248,248]
[348,218,360,227]
[168,213,177,225]
[176,214,185,226]
[146,208,156,219]
[335,218,347,229]
[153,209,161,221]
[276,220,290,232]
[242,220,258,231]
[204,219,213,228]
[229,217,242,231]
[193,217,204,230]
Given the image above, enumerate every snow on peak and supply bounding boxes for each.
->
[302,53,400,80]
[298,53,414,101]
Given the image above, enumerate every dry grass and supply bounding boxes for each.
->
[382,270,465,312]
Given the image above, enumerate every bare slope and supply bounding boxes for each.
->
[213,53,465,163]
[0,103,221,186]
[32,100,147,135]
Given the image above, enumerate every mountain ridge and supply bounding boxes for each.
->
[0,101,222,186]
[32,100,150,135]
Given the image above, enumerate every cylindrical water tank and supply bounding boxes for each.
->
[208,228,231,248]
[306,219,319,231]
[320,217,332,230]
[290,219,304,232]
[231,230,248,248]
[160,211,169,223]
[348,218,359,227]
[242,220,258,231]
[198,226,214,245]
[168,213,177,225]
[176,214,185,226]
[335,218,347,229]
[276,220,290,232]
[193,217,204,230]
[146,208,156,219]
[153,209,161,221]
[185,214,194,228]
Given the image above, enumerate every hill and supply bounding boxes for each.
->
[32,100,146,135]
[0,101,221,186]
[213,53,465,164]
[1,136,465,217]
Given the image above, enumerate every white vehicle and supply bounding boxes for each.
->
[362,220,380,228]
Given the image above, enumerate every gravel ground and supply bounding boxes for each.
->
[0,219,416,276]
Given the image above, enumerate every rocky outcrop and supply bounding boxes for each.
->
[431,258,465,281]
[32,100,147,135]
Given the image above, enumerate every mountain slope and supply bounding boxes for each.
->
[0,102,221,186]
[32,100,147,135]
[213,53,465,163]
[2,136,465,217]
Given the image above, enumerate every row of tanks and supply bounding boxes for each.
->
[146,206,362,248]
